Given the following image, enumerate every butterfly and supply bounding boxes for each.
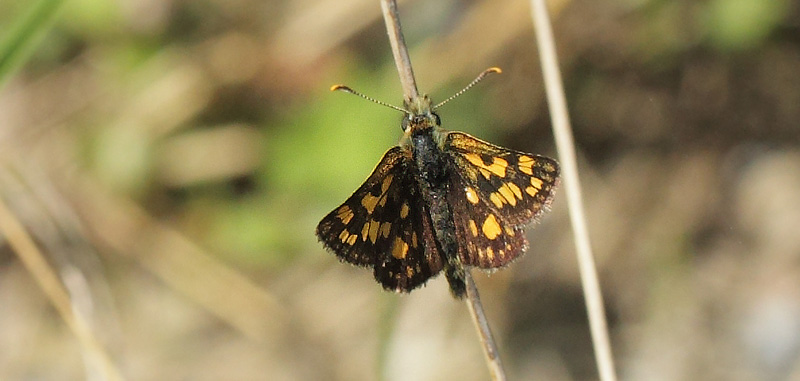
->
[316,68,559,298]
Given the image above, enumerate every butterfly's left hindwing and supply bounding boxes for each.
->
[316,147,443,292]
[443,132,560,268]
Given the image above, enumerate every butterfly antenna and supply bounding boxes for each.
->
[330,85,408,113]
[433,67,502,110]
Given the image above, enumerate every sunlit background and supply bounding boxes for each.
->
[1,0,798,379]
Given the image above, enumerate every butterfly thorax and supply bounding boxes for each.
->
[409,126,446,183]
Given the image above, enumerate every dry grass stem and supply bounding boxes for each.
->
[379,0,506,378]
[465,271,507,381]
[380,0,419,102]
[0,196,124,381]
[529,0,618,380]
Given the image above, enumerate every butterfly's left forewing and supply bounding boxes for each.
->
[443,132,559,268]
[316,147,443,292]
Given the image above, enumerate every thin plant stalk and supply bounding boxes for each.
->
[380,0,419,103]
[529,1,618,380]
[378,0,507,379]
[465,272,506,381]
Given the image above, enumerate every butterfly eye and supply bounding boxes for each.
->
[432,113,441,126]
[401,115,411,132]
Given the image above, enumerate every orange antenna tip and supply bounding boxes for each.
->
[330,84,407,113]
[432,67,503,110]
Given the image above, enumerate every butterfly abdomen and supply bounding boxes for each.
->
[411,127,467,297]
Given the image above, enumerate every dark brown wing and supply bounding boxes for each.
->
[316,147,443,292]
[443,132,559,268]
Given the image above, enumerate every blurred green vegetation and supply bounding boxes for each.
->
[0,0,65,86]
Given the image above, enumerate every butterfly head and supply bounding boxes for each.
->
[402,95,441,135]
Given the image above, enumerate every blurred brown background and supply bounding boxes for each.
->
[1,0,799,379]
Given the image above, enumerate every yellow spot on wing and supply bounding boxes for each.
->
[392,237,409,259]
[465,187,480,204]
[411,232,418,248]
[361,175,394,214]
[482,214,502,240]
[361,194,380,214]
[381,174,393,193]
[361,222,370,241]
[486,247,495,260]
[490,193,505,208]
[464,153,507,178]
[346,234,358,245]
[468,220,478,237]
[336,206,354,224]
[498,183,518,206]
[518,155,535,175]
[368,220,380,243]
[464,153,485,168]
[488,157,508,177]
[526,177,544,197]
[339,230,350,243]
[400,202,409,219]
[380,222,392,238]
[507,182,522,199]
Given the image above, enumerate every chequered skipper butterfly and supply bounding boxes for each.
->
[316,68,559,298]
